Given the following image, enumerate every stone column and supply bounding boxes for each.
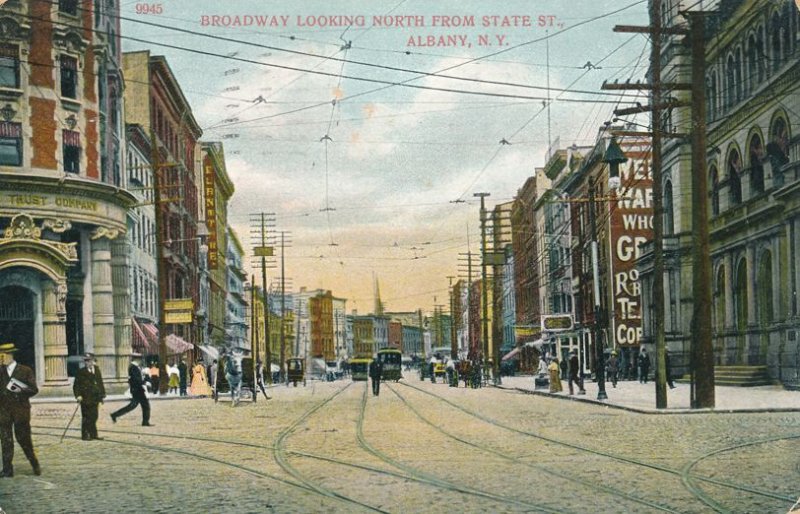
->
[41,278,69,386]
[724,253,735,364]
[746,245,758,364]
[111,236,132,381]
[90,234,116,379]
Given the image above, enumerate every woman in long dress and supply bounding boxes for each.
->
[548,359,563,393]
[190,360,211,396]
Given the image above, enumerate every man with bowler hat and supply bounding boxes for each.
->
[73,353,106,440]
[111,352,153,426]
[0,342,41,477]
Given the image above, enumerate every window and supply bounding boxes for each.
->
[710,165,720,216]
[60,55,78,99]
[748,134,764,194]
[0,122,22,166]
[59,0,79,15]
[664,180,674,235]
[728,149,742,206]
[0,45,19,88]
[63,130,81,173]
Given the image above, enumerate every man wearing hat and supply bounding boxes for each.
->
[0,342,41,477]
[110,352,153,427]
[73,353,106,440]
[568,349,585,396]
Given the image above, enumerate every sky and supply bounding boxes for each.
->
[121,0,651,313]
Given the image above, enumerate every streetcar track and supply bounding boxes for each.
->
[356,383,566,514]
[271,381,388,514]
[387,383,682,513]
[401,382,797,509]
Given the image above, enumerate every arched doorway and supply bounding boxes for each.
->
[0,285,36,372]
[734,259,748,364]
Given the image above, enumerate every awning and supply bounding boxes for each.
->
[141,322,159,351]
[198,345,220,361]
[271,363,280,373]
[524,339,545,349]
[166,333,193,354]
[502,347,520,361]
[131,319,153,354]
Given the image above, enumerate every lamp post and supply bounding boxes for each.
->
[595,136,627,401]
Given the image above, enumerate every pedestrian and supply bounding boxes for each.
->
[141,363,152,393]
[190,359,211,396]
[446,358,456,387]
[369,358,383,396]
[111,353,153,427]
[255,360,271,401]
[638,348,651,384]
[568,349,585,395]
[225,352,242,406]
[0,342,41,477]
[560,356,568,380]
[167,362,179,395]
[428,355,436,384]
[606,351,619,388]
[208,359,218,400]
[665,350,676,389]
[148,362,160,395]
[178,358,188,396]
[548,358,563,393]
[73,353,106,441]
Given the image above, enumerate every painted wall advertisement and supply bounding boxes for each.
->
[608,143,652,347]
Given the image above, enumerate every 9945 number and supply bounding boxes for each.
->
[135,3,163,15]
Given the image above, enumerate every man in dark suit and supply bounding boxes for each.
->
[369,358,383,396]
[178,358,188,397]
[568,349,585,396]
[73,353,106,440]
[0,342,41,477]
[110,353,153,427]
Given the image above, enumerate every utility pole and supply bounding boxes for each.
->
[250,274,258,403]
[279,231,289,387]
[251,212,275,384]
[588,178,608,401]
[688,11,714,409]
[610,9,694,409]
[474,192,491,377]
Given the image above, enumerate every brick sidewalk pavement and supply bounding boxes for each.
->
[498,375,800,413]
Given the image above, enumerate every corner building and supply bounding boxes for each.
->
[0,0,133,391]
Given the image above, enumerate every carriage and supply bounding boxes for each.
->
[286,358,306,387]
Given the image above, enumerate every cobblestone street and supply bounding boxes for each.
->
[3,377,800,513]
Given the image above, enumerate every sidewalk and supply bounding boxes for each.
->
[31,384,280,404]
[497,375,800,414]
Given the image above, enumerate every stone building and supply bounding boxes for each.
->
[0,0,133,391]
[639,0,800,386]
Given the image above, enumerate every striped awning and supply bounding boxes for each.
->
[166,334,193,354]
[131,319,154,354]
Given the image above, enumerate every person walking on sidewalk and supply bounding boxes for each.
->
[73,353,106,441]
[255,360,271,401]
[606,351,619,388]
[638,348,651,384]
[178,358,188,396]
[568,350,585,395]
[0,342,41,478]
[665,349,676,389]
[111,353,153,427]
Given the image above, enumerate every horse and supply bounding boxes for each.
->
[225,354,243,406]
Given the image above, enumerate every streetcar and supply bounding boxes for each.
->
[376,348,403,382]
[350,358,371,381]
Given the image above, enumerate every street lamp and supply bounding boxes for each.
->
[592,137,628,401]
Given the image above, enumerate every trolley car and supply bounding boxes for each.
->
[286,358,306,387]
[350,358,371,381]
[376,348,403,382]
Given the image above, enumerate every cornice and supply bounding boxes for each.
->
[0,173,138,208]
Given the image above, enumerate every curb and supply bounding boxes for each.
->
[496,384,800,415]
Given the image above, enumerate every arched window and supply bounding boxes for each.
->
[715,265,726,330]
[734,259,748,331]
[767,116,790,176]
[726,55,736,110]
[749,133,765,194]
[734,47,743,103]
[710,164,720,216]
[664,179,674,235]
[756,27,765,83]
[771,13,782,72]
[728,149,742,206]
[758,250,774,324]
[782,3,792,61]
[747,34,758,93]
